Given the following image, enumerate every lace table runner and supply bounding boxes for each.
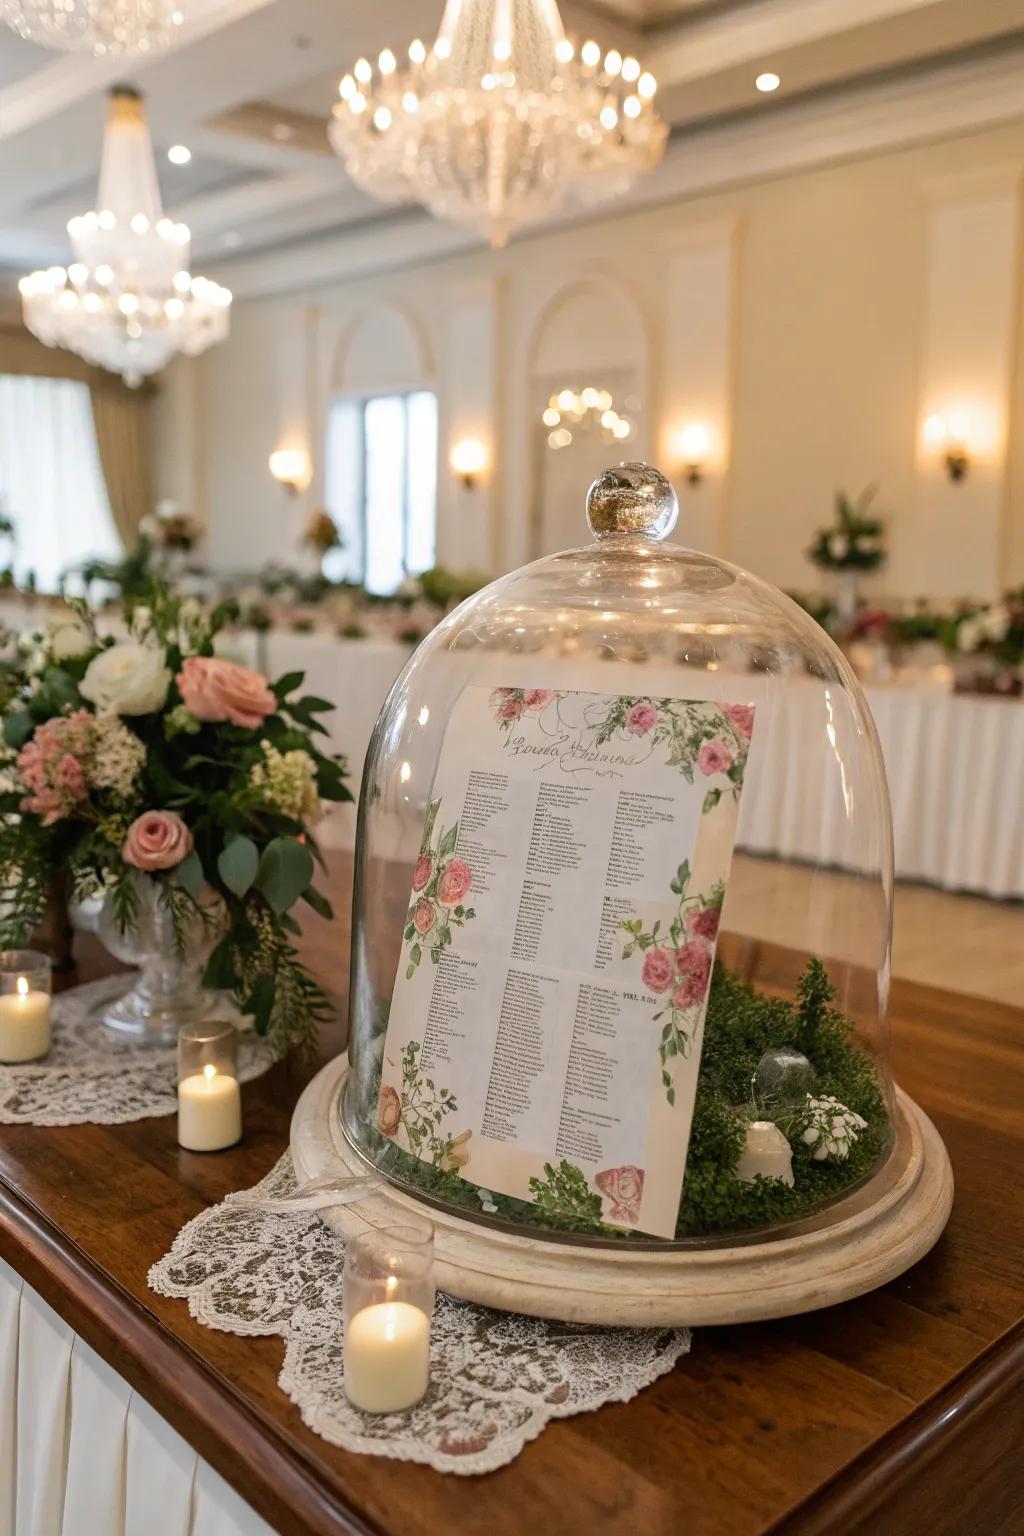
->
[149,1153,691,1475]
[0,974,276,1126]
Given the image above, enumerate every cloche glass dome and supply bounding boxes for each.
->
[342,463,896,1249]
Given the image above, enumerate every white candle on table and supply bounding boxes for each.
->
[177,1062,241,1151]
[344,1297,430,1413]
[0,977,51,1063]
[735,1120,794,1186]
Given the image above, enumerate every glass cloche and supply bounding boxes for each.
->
[342,463,899,1252]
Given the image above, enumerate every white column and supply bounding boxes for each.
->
[914,172,1020,599]
[437,278,501,574]
[658,220,738,557]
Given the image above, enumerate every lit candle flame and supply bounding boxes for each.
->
[16,977,28,997]
[203,1063,217,1082]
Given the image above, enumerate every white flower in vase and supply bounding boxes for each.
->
[828,533,849,562]
[81,641,171,715]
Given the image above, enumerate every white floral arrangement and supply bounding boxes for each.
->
[800,1094,868,1162]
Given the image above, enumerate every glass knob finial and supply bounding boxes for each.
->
[586,462,679,541]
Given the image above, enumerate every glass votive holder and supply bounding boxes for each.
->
[0,950,53,1063]
[177,1021,241,1152]
[343,1221,435,1414]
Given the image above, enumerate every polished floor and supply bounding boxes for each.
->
[728,854,1024,1008]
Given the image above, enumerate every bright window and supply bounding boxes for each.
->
[324,390,437,594]
[0,374,122,592]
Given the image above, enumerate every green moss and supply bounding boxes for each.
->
[367,959,890,1241]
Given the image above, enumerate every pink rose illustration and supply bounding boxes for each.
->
[413,900,436,935]
[724,703,755,739]
[437,857,472,908]
[640,946,676,994]
[686,906,720,942]
[595,1165,645,1224]
[672,941,712,1009]
[412,854,433,892]
[177,656,276,729]
[378,1084,401,1138]
[697,738,733,776]
[498,698,523,722]
[122,810,194,872]
[626,701,657,735]
[522,688,556,712]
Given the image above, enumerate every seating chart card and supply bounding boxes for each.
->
[377,686,755,1238]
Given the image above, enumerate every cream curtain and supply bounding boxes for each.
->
[90,375,153,549]
[0,323,153,550]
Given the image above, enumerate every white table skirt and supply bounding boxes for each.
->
[0,1257,275,1536]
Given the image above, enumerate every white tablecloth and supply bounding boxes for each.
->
[0,1256,275,1536]
[739,680,1024,899]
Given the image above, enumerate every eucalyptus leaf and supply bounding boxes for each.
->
[218,834,259,898]
[256,836,315,914]
[174,850,204,901]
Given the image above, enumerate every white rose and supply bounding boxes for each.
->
[829,533,849,560]
[48,612,93,661]
[980,605,1009,643]
[80,641,170,716]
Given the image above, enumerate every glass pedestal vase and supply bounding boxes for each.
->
[95,878,219,1046]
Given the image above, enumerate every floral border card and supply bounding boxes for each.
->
[377,686,755,1239]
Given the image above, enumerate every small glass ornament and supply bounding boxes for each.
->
[177,1021,241,1152]
[753,1048,817,1112]
[0,950,53,1063]
[343,1221,435,1414]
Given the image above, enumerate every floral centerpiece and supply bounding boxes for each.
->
[807,486,886,574]
[0,587,350,1053]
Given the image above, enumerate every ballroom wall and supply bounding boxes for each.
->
[153,113,1024,599]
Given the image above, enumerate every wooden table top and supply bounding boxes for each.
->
[0,862,1021,1536]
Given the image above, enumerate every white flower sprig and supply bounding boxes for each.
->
[800,1094,867,1162]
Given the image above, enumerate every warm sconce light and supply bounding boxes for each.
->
[673,422,711,485]
[269,448,311,495]
[923,413,970,482]
[450,437,487,488]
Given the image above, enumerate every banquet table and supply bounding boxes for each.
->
[0,859,1022,1536]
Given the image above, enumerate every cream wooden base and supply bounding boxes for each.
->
[290,1058,954,1327]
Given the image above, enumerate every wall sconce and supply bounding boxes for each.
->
[673,422,711,486]
[269,448,311,495]
[923,413,970,482]
[450,437,487,489]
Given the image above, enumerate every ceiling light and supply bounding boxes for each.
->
[167,143,191,165]
[755,71,781,93]
[0,0,186,55]
[18,85,230,387]
[331,1,666,246]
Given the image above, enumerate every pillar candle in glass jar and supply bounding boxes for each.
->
[0,951,52,1063]
[177,1021,241,1151]
[343,1222,435,1413]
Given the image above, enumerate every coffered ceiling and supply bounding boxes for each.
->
[0,0,1022,297]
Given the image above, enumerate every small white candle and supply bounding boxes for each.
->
[0,977,51,1063]
[735,1120,794,1186]
[344,1298,430,1413]
[177,1062,241,1151]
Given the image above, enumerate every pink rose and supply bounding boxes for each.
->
[412,855,433,892]
[413,900,436,935]
[176,656,276,729]
[522,689,556,712]
[595,1165,644,1224]
[437,857,472,908]
[640,946,676,995]
[498,698,523,721]
[626,701,657,735]
[672,941,712,1009]
[724,704,755,740]
[698,739,733,776]
[686,906,720,942]
[122,810,194,871]
[378,1084,401,1138]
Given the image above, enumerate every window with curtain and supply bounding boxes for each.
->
[324,390,438,595]
[0,374,122,592]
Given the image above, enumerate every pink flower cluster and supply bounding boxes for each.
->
[626,701,658,735]
[639,912,720,1013]
[17,711,94,825]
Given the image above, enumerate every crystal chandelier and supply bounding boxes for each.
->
[329,0,667,248]
[0,0,184,54]
[19,86,230,388]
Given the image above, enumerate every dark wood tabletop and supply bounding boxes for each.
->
[0,859,1021,1536]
